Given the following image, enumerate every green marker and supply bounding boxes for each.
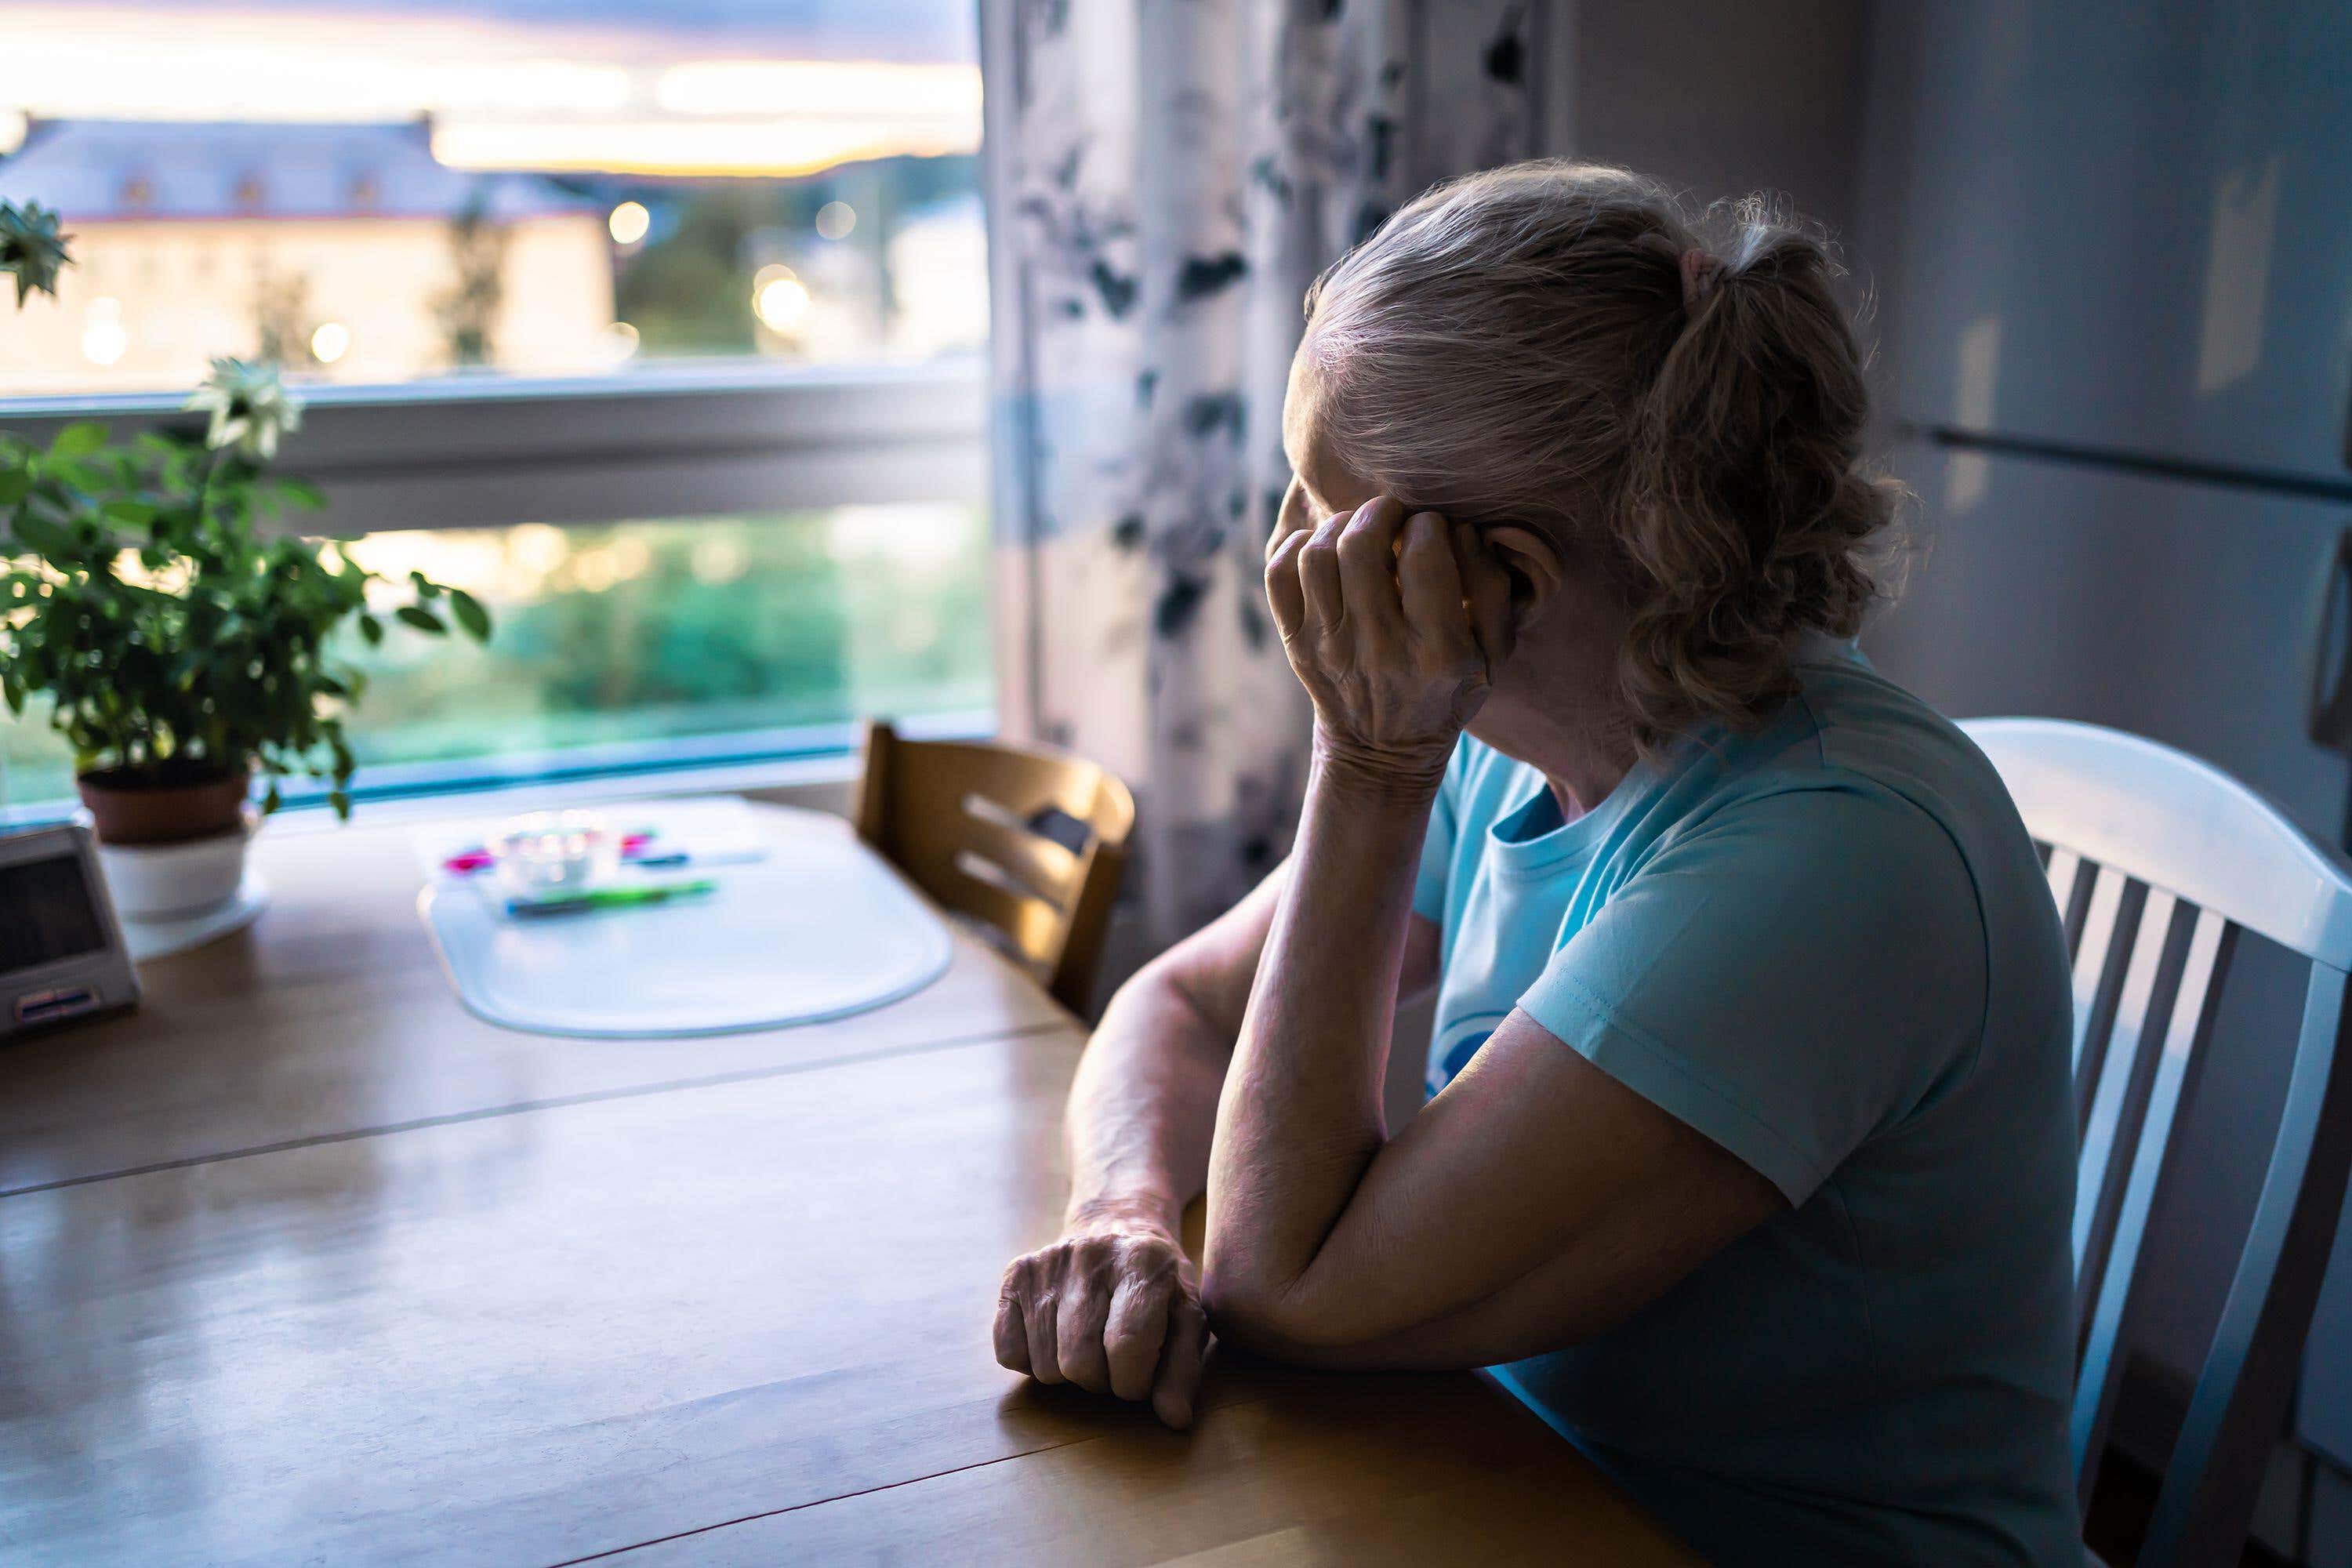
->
[506,879,717,918]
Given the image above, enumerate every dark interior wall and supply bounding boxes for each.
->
[1570,0,1871,249]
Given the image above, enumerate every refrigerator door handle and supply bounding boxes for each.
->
[2306,526,2352,849]
[2308,528,2352,751]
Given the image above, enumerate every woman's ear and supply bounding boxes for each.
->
[1479,524,1567,623]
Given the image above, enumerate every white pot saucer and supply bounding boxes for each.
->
[122,867,269,963]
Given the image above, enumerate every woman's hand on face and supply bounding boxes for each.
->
[1265,495,1515,795]
[993,1203,1212,1429]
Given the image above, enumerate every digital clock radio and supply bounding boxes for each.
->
[2,822,140,1040]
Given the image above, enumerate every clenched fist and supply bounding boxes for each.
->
[993,1201,1212,1428]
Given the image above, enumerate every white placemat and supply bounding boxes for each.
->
[416,798,952,1038]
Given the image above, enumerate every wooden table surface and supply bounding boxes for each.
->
[0,801,1699,1566]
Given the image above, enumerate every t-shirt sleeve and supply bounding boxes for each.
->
[1412,742,1465,926]
[1516,784,1987,1205]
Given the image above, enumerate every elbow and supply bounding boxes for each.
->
[1147,949,1243,1047]
[1196,1267,1276,1348]
[1198,1264,1355,1357]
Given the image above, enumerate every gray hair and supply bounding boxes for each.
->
[1303,161,1903,749]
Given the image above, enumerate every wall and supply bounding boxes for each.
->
[1571,0,1870,249]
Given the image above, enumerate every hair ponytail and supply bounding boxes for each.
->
[1614,203,1902,746]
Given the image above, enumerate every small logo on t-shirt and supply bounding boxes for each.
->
[1427,1009,1512,1098]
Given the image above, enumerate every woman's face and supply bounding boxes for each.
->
[1272,346,1375,557]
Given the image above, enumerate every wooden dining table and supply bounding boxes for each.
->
[0,798,1700,1566]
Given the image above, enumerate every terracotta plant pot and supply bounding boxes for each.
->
[75,760,252,847]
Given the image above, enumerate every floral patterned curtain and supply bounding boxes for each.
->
[981,0,1560,953]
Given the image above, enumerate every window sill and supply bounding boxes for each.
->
[5,710,996,835]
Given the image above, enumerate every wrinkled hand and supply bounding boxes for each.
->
[993,1203,1212,1428]
[1265,495,1515,792]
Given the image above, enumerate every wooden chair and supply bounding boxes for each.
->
[1962,717,2352,1568]
[853,720,1135,1017]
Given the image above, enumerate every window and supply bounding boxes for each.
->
[1,505,992,809]
[0,1,993,815]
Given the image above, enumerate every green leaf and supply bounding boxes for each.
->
[328,788,352,821]
[276,477,327,509]
[9,510,74,562]
[0,415,401,782]
[48,423,107,460]
[447,588,490,640]
[262,781,282,813]
[408,570,441,599]
[394,604,446,635]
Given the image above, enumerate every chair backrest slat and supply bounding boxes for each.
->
[2045,846,2088,957]
[2072,885,2180,1319]
[953,790,1085,907]
[2071,907,2235,1504]
[2069,868,2143,1107]
[1963,718,2352,1566]
[854,720,1135,1014]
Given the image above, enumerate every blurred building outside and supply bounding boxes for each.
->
[0,117,989,393]
[0,118,612,390]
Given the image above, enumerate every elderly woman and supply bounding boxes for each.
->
[992,163,2078,1566]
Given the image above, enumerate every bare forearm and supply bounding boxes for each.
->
[1203,760,1436,1316]
[1064,960,1233,1231]
[1207,497,1501,1322]
[998,960,1229,1427]
[995,863,1287,1427]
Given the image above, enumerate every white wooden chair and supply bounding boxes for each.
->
[1963,718,2352,1567]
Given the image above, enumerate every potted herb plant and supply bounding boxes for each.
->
[2,201,490,921]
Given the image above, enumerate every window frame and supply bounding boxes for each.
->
[0,358,996,818]
[0,356,988,535]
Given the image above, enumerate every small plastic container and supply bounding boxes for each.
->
[488,810,621,903]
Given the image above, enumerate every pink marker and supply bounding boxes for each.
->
[442,829,656,877]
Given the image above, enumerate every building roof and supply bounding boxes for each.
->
[0,118,597,224]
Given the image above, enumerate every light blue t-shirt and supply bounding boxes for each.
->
[1413,643,2079,1567]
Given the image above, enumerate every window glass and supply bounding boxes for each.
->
[0,506,992,813]
[0,1,984,396]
